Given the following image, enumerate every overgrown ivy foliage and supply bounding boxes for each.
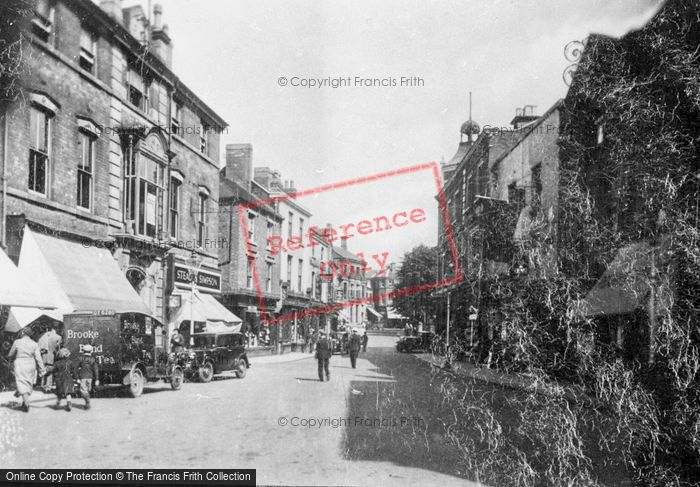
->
[0,0,31,107]
[396,1,699,485]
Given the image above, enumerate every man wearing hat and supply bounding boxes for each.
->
[348,328,362,369]
[315,330,332,382]
[76,345,99,409]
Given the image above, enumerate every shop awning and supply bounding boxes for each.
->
[0,245,58,308]
[366,306,382,318]
[336,308,351,323]
[169,290,242,333]
[9,226,150,328]
[387,307,408,320]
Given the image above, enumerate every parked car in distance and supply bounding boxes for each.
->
[183,332,250,382]
[396,331,435,353]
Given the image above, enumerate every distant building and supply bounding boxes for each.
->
[219,145,283,337]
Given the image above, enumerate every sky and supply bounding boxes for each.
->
[123,0,664,264]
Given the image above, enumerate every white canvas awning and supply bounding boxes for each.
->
[6,226,150,332]
[366,306,382,318]
[169,290,242,334]
[387,307,408,320]
[0,244,58,309]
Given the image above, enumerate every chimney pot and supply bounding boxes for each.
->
[153,3,163,29]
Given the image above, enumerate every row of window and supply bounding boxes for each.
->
[27,104,209,247]
[34,1,210,157]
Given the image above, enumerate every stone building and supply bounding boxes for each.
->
[0,0,227,333]
[218,146,283,339]
[331,238,369,330]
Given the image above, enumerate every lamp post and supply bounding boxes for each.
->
[187,250,203,346]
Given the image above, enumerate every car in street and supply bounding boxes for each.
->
[183,331,250,382]
[396,331,436,353]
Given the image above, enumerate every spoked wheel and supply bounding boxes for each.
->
[170,366,184,390]
[128,368,145,398]
[235,360,247,379]
[198,361,214,383]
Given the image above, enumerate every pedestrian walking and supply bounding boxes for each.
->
[348,329,362,368]
[52,348,76,411]
[8,329,46,412]
[170,328,185,354]
[361,331,368,353]
[37,324,61,392]
[315,330,332,382]
[76,345,100,410]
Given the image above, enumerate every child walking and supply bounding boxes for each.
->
[52,348,76,411]
[76,345,99,409]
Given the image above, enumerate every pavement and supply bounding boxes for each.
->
[0,335,484,486]
[413,352,590,403]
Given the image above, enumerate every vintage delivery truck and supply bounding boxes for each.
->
[63,310,184,397]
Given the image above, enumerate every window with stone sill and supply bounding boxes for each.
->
[266,262,273,292]
[199,120,208,155]
[79,29,97,74]
[77,132,95,210]
[197,192,208,247]
[28,106,51,196]
[247,212,257,242]
[33,0,54,44]
[126,69,146,111]
[266,221,274,250]
[169,177,181,239]
[171,103,182,136]
[246,258,254,289]
[298,258,303,292]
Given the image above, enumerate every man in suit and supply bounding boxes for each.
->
[348,329,362,369]
[315,331,332,382]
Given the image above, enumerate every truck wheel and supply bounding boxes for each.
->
[198,361,214,382]
[128,368,144,398]
[170,366,184,390]
[235,360,247,379]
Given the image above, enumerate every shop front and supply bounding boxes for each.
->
[165,254,240,350]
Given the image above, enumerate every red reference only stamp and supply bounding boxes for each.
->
[238,162,461,325]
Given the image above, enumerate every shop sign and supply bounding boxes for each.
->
[172,264,221,293]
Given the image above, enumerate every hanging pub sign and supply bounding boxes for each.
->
[171,263,221,293]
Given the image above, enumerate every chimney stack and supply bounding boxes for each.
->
[341,236,348,251]
[225,144,253,189]
[511,104,539,130]
[99,0,123,23]
[151,3,173,67]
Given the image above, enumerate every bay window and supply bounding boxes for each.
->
[123,149,164,238]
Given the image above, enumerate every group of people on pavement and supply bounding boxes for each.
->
[314,328,369,381]
[7,325,99,412]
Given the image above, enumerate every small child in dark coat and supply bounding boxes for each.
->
[76,345,99,409]
[53,348,76,411]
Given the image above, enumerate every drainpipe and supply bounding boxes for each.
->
[1,112,8,250]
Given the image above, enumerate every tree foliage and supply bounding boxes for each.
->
[393,245,438,323]
[0,0,31,107]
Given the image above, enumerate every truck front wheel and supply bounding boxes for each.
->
[128,368,145,398]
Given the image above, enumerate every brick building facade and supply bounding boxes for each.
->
[0,0,227,331]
